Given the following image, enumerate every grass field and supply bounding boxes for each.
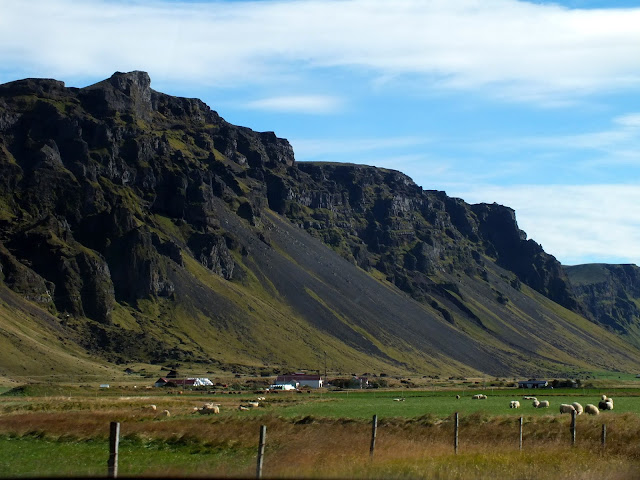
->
[1,386,640,478]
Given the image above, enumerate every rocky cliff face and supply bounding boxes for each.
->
[0,71,637,375]
[565,264,640,343]
[0,72,293,326]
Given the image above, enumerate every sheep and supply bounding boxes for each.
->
[162,409,171,417]
[572,402,584,415]
[538,400,550,408]
[198,403,220,415]
[248,401,260,408]
[146,404,157,412]
[455,395,460,400]
[584,404,600,415]
[599,397,614,410]
[523,396,537,401]
[393,398,405,402]
[238,405,250,411]
[559,404,575,414]
[532,399,540,408]
[472,394,487,400]
[509,400,520,409]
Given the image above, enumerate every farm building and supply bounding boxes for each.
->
[154,377,213,388]
[518,380,549,389]
[275,373,324,389]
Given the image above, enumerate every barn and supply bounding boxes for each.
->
[518,380,549,389]
[275,373,324,389]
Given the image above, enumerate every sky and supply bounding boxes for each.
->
[1,0,639,266]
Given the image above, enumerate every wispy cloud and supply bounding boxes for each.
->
[450,184,640,265]
[1,0,639,104]
[244,95,343,114]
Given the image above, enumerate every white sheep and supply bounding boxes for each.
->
[238,405,250,411]
[198,403,220,415]
[572,402,584,415]
[393,398,405,402]
[559,404,575,414]
[584,404,600,415]
[472,394,487,400]
[538,400,550,408]
[599,396,614,410]
[532,399,540,408]
[146,404,157,412]
[523,396,537,401]
[248,401,259,408]
[162,409,170,417]
[456,395,460,400]
[509,400,520,409]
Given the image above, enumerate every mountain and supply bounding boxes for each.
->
[0,71,639,379]
[564,264,640,347]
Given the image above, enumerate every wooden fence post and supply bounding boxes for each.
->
[454,412,459,455]
[256,425,267,479]
[601,424,606,449]
[107,421,120,478]
[570,410,576,446]
[369,415,378,459]
[518,417,523,451]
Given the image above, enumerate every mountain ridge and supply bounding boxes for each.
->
[0,71,638,378]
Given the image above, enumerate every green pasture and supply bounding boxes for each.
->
[259,389,640,420]
[0,435,254,478]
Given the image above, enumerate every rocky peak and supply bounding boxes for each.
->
[80,70,153,120]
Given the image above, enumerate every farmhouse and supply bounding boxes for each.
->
[275,373,324,389]
[518,380,549,389]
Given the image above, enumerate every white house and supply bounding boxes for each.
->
[275,373,323,389]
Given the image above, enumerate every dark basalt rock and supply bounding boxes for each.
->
[1,70,630,372]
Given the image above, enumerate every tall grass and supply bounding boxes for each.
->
[1,392,640,478]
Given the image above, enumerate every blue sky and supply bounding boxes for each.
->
[1,0,639,266]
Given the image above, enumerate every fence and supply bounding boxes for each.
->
[103,411,609,478]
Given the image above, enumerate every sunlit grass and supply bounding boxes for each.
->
[1,390,640,478]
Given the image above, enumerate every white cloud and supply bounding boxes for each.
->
[450,184,640,265]
[1,0,639,103]
[244,95,343,114]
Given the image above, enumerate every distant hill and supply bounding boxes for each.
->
[1,71,639,379]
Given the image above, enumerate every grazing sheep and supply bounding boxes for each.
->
[456,395,460,400]
[532,399,540,408]
[572,402,584,415]
[538,400,550,408]
[599,397,614,410]
[162,410,170,417]
[559,404,575,414]
[584,404,600,415]
[198,403,220,415]
[238,405,250,411]
[146,404,157,412]
[248,401,259,408]
[393,398,405,402]
[472,394,487,400]
[523,396,537,401]
[509,400,520,409]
